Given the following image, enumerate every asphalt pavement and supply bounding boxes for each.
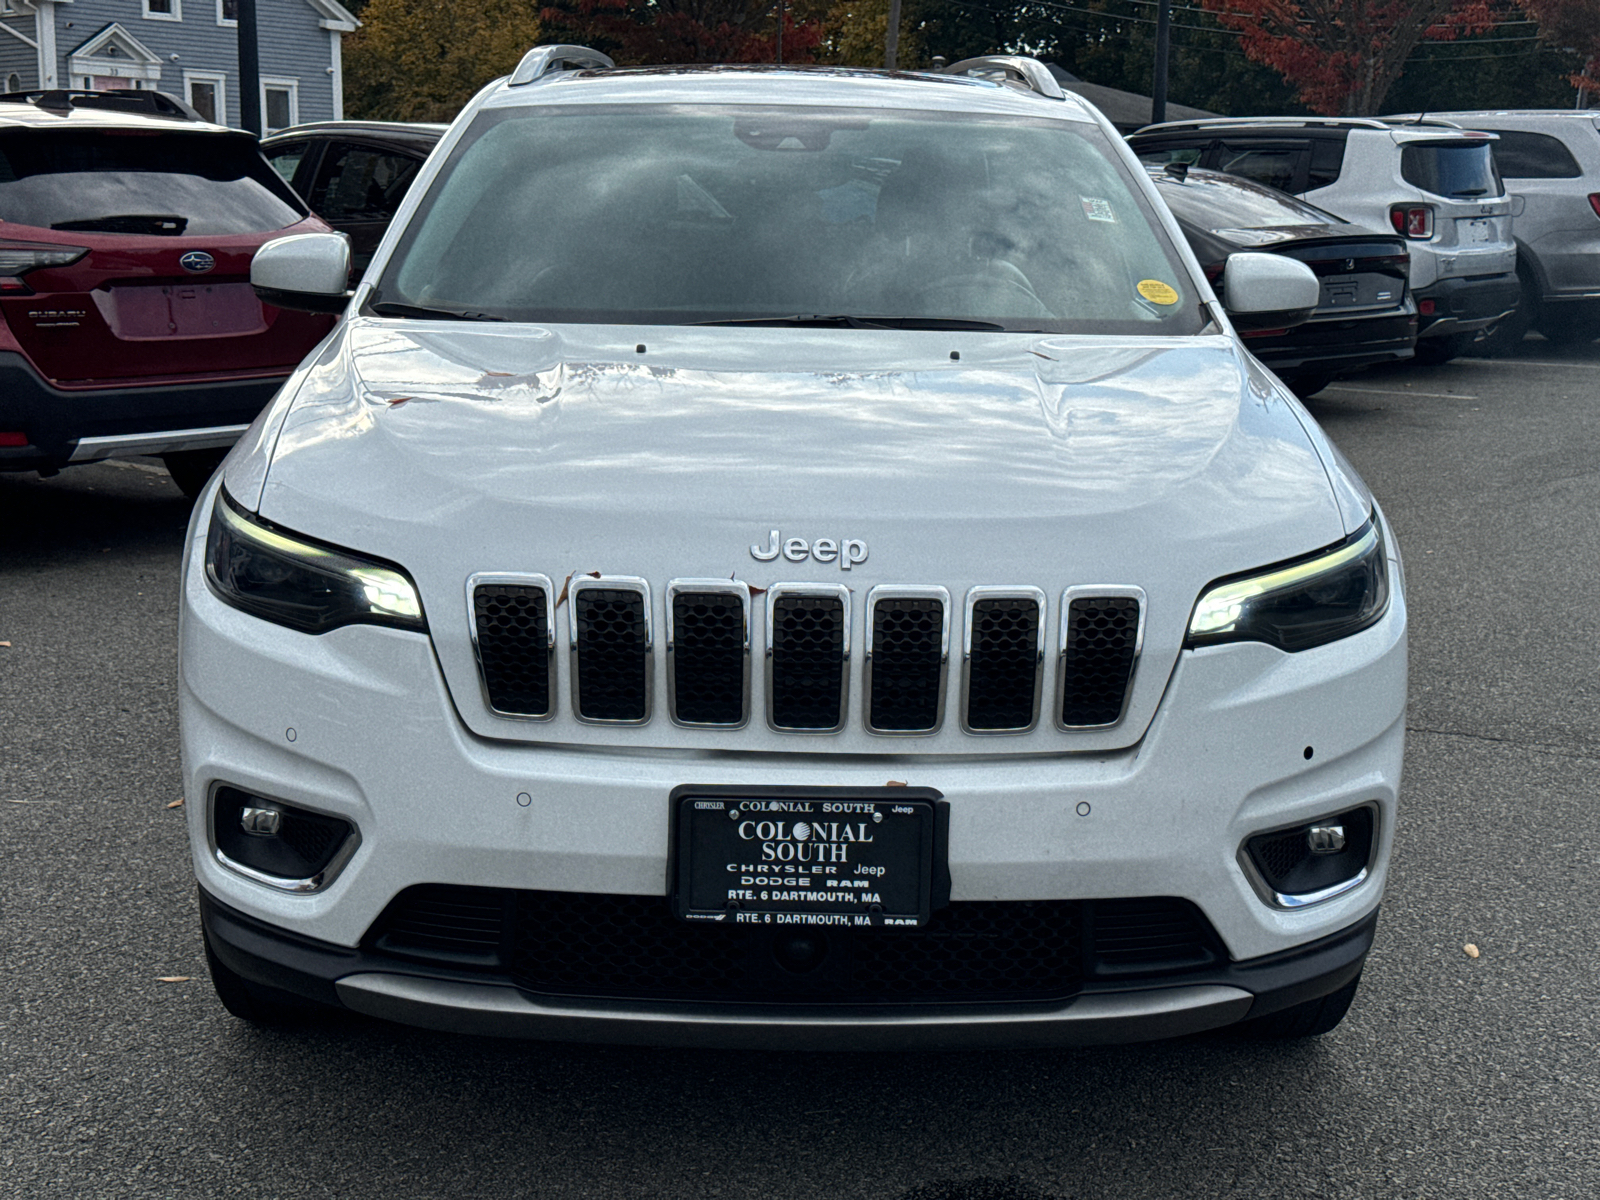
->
[3,338,1599,1199]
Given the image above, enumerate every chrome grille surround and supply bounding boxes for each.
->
[863,585,951,736]
[665,579,752,730]
[765,583,851,734]
[961,586,1047,735]
[1057,585,1146,731]
[568,576,653,726]
[466,572,556,721]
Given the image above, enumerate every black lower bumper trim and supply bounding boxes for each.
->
[199,888,1378,1041]
[0,351,286,471]
[1416,272,1520,336]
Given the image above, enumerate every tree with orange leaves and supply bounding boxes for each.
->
[1518,0,1600,93]
[1201,0,1498,115]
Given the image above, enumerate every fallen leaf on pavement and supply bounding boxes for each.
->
[157,976,191,983]
[166,798,184,809]
[0,641,10,647]
[1463,943,1480,959]
[886,780,907,787]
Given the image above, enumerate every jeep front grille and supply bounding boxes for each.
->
[864,586,950,733]
[1058,588,1145,729]
[962,588,1046,733]
[467,578,1141,736]
[766,585,849,732]
[570,578,651,724]
[469,574,555,718]
[667,581,750,727]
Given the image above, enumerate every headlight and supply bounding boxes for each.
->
[205,490,426,634]
[1186,520,1388,653]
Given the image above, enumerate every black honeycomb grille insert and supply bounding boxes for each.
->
[868,597,945,731]
[363,888,1225,1004]
[473,584,551,716]
[965,597,1041,730]
[369,884,510,967]
[574,588,648,721]
[509,891,1084,1003]
[671,592,746,725]
[770,594,845,730]
[1090,897,1220,975]
[1060,596,1140,727]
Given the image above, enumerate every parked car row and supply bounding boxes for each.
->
[1130,109,1600,370]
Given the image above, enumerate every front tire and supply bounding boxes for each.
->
[162,448,229,501]
[1238,972,1361,1039]
[1281,372,1334,400]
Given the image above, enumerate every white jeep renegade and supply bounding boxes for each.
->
[179,49,1406,1047]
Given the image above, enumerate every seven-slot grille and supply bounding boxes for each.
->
[468,577,1141,735]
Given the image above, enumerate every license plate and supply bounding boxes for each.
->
[1463,219,1492,245]
[106,282,266,340]
[672,788,940,928]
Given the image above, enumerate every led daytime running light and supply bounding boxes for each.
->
[209,494,424,630]
[1189,525,1382,641]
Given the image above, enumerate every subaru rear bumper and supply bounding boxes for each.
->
[0,351,286,472]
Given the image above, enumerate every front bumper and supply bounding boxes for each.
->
[179,483,1407,1046]
[1415,272,1520,338]
[201,887,1376,1047]
[0,350,286,472]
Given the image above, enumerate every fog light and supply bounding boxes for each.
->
[212,785,357,891]
[1307,823,1346,855]
[1243,806,1374,908]
[240,805,282,836]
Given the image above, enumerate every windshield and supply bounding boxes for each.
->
[375,104,1205,334]
[1400,142,1503,199]
[0,130,308,235]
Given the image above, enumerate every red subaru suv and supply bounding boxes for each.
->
[0,89,337,497]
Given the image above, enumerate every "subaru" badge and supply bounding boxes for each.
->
[179,251,215,274]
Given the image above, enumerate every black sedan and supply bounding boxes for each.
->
[1149,164,1416,397]
[262,120,447,273]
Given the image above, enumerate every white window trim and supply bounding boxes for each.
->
[184,68,227,127]
[261,75,298,133]
[142,0,183,22]
[216,0,235,28]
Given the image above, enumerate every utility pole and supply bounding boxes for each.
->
[776,0,784,64]
[237,0,261,135]
[885,0,901,70]
[1151,0,1170,125]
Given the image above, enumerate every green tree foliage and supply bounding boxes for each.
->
[344,0,544,122]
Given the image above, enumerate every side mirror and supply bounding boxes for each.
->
[1222,252,1320,332]
[252,233,353,315]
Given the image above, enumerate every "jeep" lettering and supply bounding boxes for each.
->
[750,529,868,570]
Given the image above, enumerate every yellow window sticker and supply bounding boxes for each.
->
[1137,279,1180,306]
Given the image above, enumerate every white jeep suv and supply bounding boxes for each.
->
[180,49,1406,1047]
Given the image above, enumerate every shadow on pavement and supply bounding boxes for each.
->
[0,459,193,570]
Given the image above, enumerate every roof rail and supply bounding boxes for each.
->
[940,56,1064,101]
[509,44,615,87]
[1136,116,1393,133]
[0,88,203,120]
[1377,115,1465,128]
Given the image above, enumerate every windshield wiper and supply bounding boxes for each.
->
[688,314,1008,331]
[1451,188,1489,197]
[368,301,504,321]
[53,214,187,236]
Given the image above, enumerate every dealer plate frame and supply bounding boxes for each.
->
[669,784,949,928]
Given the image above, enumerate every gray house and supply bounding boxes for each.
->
[0,0,357,131]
